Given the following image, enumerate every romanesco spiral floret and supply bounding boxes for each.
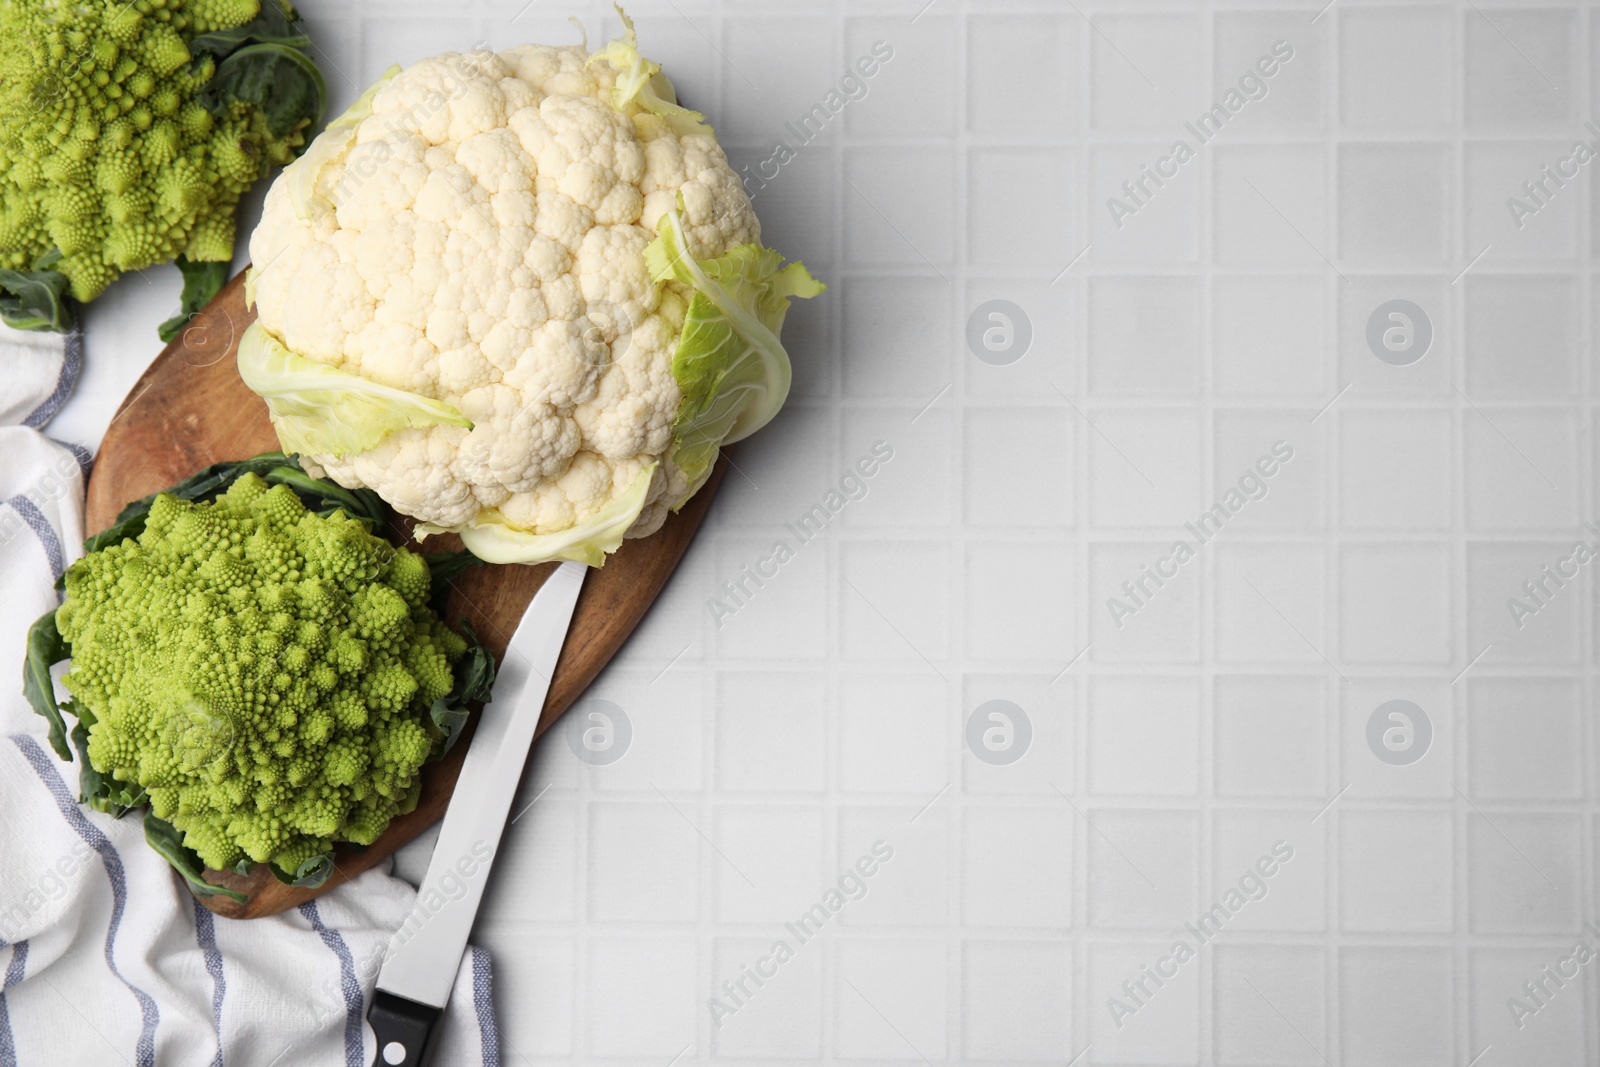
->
[57,474,466,873]
[0,0,323,327]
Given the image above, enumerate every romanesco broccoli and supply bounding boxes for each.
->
[53,473,466,875]
[0,0,325,335]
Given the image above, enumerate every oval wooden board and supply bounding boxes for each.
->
[85,270,724,919]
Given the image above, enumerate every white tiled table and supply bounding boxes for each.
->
[59,1,1600,1063]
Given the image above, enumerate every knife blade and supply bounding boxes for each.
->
[366,560,588,1067]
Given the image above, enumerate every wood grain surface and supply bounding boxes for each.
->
[84,270,724,918]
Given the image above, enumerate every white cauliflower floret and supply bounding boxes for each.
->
[243,16,818,565]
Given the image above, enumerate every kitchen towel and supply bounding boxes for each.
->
[0,324,500,1067]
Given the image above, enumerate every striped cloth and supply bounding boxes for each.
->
[0,323,501,1067]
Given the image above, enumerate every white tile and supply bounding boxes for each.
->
[1212,13,1325,131]
[964,541,1076,662]
[1339,810,1454,933]
[1213,675,1328,799]
[964,277,1079,403]
[1212,413,1324,531]
[1463,8,1577,132]
[838,807,948,928]
[1464,407,1579,530]
[582,670,704,793]
[720,18,841,144]
[716,671,828,794]
[1089,14,1205,132]
[1211,275,1328,398]
[1086,809,1198,930]
[1337,143,1451,267]
[718,405,835,527]
[1337,276,1454,396]
[1090,144,1199,264]
[833,939,948,1058]
[841,407,952,530]
[1469,949,1592,1066]
[1339,409,1453,530]
[1337,543,1452,665]
[1466,542,1583,664]
[962,673,1076,797]
[587,801,700,923]
[843,146,954,266]
[1463,275,1579,397]
[1339,947,1455,1067]
[844,17,955,137]
[1090,541,1202,663]
[837,672,949,794]
[1468,813,1582,935]
[713,805,825,927]
[965,408,1074,527]
[1212,144,1329,267]
[585,937,698,1056]
[1339,7,1453,130]
[360,16,479,83]
[712,532,828,660]
[962,940,1073,1060]
[1086,941,1201,1064]
[479,930,573,1056]
[1088,409,1203,527]
[711,935,823,1058]
[1209,812,1325,932]
[482,796,578,924]
[1213,945,1327,1067]
[1088,278,1201,396]
[968,15,1079,135]
[1465,141,1578,260]
[1341,679,1456,800]
[1214,543,1326,666]
[962,806,1072,928]
[1087,676,1200,797]
[841,275,952,401]
[970,149,1082,269]
[840,540,948,663]
[728,143,836,268]
[1466,678,1583,800]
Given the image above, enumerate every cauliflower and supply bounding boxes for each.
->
[42,472,474,883]
[240,12,821,565]
[0,0,325,336]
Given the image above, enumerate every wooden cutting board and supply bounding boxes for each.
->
[84,270,724,918]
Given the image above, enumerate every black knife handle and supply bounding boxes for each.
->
[368,989,442,1067]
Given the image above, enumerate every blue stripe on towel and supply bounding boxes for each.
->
[4,497,63,581]
[12,735,160,1067]
[191,899,226,1067]
[471,946,499,1067]
[298,901,363,1067]
[23,325,81,430]
[0,939,27,1067]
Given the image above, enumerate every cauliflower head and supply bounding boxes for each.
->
[242,13,821,565]
[54,473,467,875]
[0,0,325,334]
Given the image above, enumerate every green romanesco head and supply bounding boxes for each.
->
[56,474,467,873]
[0,0,314,302]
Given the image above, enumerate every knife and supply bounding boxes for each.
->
[366,560,588,1067]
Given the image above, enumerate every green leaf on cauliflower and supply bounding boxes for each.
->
[588,6,712,137]
[645,208,823,486]
[23,607,72,760]
[416,461,659,567]
[158,257,232,344]
[237,322,473,457]
[0,266,73,333]
[276,63,402,224]
[144,812,250,904]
